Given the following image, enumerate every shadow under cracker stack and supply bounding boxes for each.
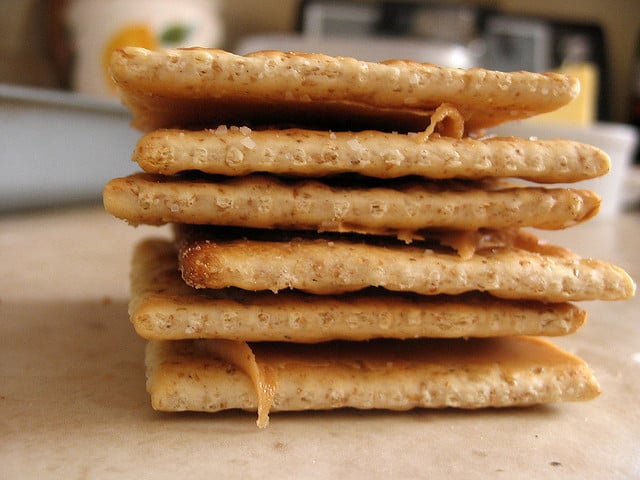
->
[103,47,635,428]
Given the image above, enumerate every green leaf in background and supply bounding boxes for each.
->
[160,24,192,45]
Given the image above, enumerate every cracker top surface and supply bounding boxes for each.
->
[110,47,579,132]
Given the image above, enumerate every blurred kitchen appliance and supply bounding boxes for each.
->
[237,2,484,70]
[236,34,478,68]
[298,0,481,43]
[300,0,381,37]
[482,15,608,119]
[482,15,553,73]
[289,1,610,120]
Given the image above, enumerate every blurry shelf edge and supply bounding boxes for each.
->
[0,83,139,213]
[0,83,128,115]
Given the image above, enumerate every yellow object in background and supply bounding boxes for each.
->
[534,62,599,125]
[63,0,224,97]
[102,24,158,94]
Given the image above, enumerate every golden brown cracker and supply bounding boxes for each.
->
[175,224,635,302]
[145,337,600,423]
[110,47,579,132]
[130,238,586,341]
[103,173,601,233]
[133,126,609,183]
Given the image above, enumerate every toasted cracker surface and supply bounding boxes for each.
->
[103,173,601,233]
[130,239,586,341]
[145,337,600,418]
[110,47,579,132]
[175,225,635,302]
[134,127,609,183]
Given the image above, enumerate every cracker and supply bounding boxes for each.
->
[131,239,586,341]
[145,337,601,423]
[110,47,579,132]
[102,173,601,232]
[175,224,636,302]
[133,126,610,184]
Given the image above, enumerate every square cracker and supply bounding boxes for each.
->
[175,224,635,302]
[110,47,579,132]
[133,126,610,184]
[103,173,601,232]
[144,337,601,423]
[131,238,586,342]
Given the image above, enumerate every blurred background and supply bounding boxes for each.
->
[2,0,639,211]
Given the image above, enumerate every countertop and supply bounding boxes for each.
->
[1,205,638,479]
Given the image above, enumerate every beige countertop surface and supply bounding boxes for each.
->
[1,205,638,479]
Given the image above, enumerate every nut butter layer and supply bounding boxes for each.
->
[134,127,610,183]
[131,239,586,341]
[110,47,579,132]
[103,173,601,233]
[175,225,635,302]
[145,337,601,423]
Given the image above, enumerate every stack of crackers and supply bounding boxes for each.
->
[103,47,635,427]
